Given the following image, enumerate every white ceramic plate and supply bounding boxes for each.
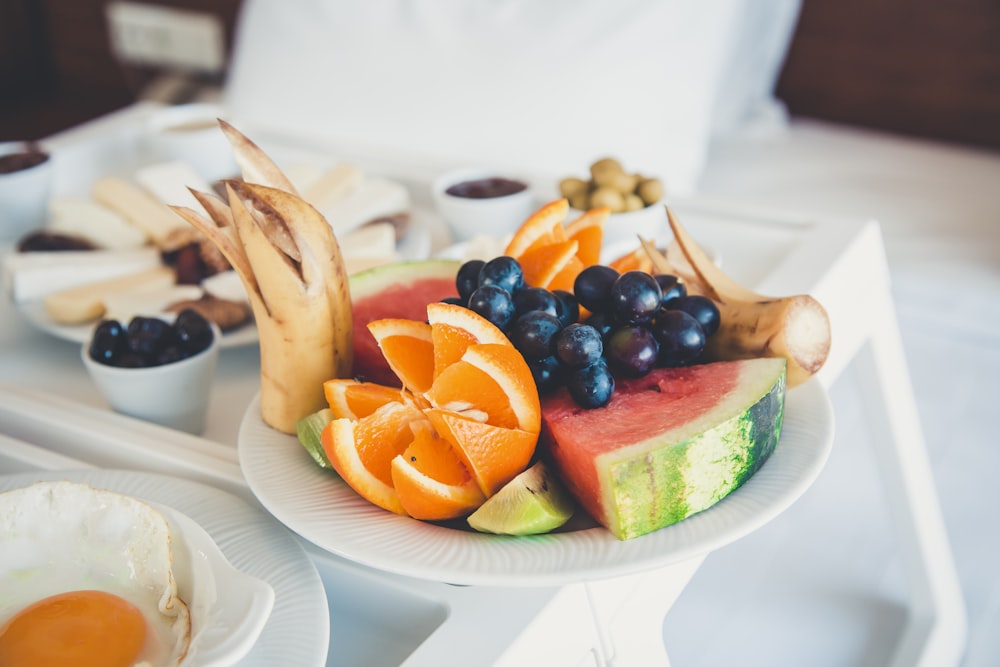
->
[238,380,833,587]
[0,469,330,667]
[11,220,433,349]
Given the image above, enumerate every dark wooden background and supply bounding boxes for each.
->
[3,0,999,150]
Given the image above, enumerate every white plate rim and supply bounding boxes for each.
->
[0,469,330,667]
[238,379,834,587]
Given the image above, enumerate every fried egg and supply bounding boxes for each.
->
[0,481,191,667]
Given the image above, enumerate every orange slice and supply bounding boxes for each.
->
[367,318,435,394]
[426,408,538,497]
[565,208,608,268]
[517,239,579,289]
[609,245,654,274]
[546,254,586,292]
[321,401,425,515]
[426,301,508,378]
[390,420,485,520]
[504,198,569,257]
[324,379,406,419]
[424,343,541,433]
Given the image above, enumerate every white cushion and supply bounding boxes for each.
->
[225,0,800,194]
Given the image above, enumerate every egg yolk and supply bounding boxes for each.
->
[0,590,147,667]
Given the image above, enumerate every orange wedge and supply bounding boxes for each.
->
[391,421,485,520]
[322,401,425,515]
[504,198,569,257]
[367,318,435,394]
[517,239,580,289]
[609,245,654,274]
[319,304,541,520]
[426,302,508,378]
[324,379,406,419]
[426,408,538,497]
[505,199,606,292]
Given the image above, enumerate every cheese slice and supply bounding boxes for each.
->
[134,161,214,211]
[48,198,149,249]
[92,176,189,246]
[4,248,162,303]
[43,266,176,324]
[316,177,410,236]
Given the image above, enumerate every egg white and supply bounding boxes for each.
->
[0,481,191,666]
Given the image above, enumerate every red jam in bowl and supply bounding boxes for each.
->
[445,177,527,199]
[0,148,49,175]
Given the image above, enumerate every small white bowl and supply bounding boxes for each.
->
[82,319,221,434]
[432,168,537,243]
[570,199,668,249]
[0,141,53,244]
[158,504,274,666]
[144,103,237,181]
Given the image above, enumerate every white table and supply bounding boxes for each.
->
[0,105,965,666]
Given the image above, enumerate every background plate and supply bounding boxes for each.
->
[238,379,833,587]
[0,469,330,667]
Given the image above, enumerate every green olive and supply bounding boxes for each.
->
[569,191,591,211]
[623,193,644,212]
[637,178,664,205]
[589,186,625,213]
[590,158,624,188]
[610,171,639,195]
[559,177,589,199]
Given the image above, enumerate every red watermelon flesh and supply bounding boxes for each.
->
[349,260,460,387]
[540,357,786,540]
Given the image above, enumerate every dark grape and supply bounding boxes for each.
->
[467,284,516,331]
[651,310,706,365]
[554,323,603,369]
[126,316,175,359]
[605,325,660,377]
[567,359,615,409]
[478,256,524,294]
[665,295,720,336]
[573,265,620,313]
[509,311,563,360]
[173,308,214,355]
[529,355,564,395]
[156,345,185,366]
[610,271,662,324]
[88,319,126,364]
[654,274,687,304]
[513,286,559,318]
[583,310,615,340]
[552,289,580,327]
[456,259,485,301]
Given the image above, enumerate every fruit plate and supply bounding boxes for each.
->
[238,379,834,587]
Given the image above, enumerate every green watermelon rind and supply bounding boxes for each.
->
[597,359,786,540]
[349,259,462,298]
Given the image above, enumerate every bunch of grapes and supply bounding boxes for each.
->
[450,257,720,409]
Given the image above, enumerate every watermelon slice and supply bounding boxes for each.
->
[350,260,460,387]
[540,357,786,540]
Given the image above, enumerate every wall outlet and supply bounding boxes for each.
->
[106,1,225,74]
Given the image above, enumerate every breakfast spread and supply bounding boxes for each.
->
[0,145,48,174]
[0,482,191,667]
[445,177,528,199]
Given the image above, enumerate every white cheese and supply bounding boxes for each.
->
[4,248,162,303]
[48,198,149,249]
[43,266,176,324]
